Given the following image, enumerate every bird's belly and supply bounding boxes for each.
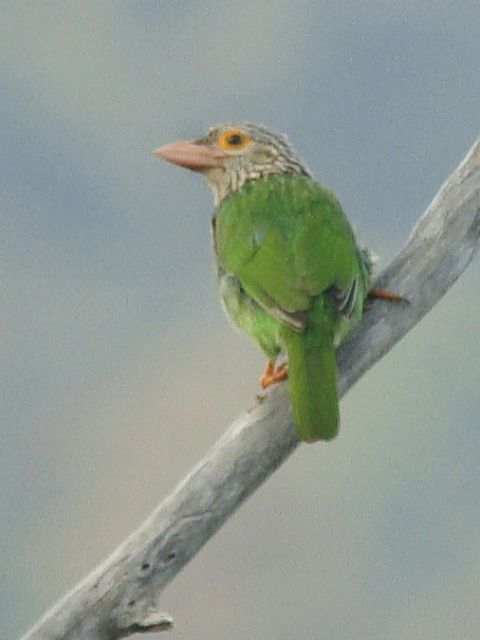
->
[218,271,281,359]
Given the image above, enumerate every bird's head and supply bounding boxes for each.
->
[155,122,312,203]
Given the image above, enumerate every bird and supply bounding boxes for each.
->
[155,122,396,442]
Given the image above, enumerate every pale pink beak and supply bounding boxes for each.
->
[153,139,225,171]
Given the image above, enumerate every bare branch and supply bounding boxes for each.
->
[19,136,480,640]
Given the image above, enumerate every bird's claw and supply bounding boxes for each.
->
[366,287,409,306]
[259,360,288,388]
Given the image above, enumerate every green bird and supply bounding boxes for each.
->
[155,122,379,442]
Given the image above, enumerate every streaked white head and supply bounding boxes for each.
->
[155,122,312,203]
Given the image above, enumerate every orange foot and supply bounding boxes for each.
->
[366,287,409,305]
[259,360,288,389]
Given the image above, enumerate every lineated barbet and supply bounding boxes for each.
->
[155,123,380,442]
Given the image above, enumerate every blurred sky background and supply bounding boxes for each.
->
[1,2,480,639]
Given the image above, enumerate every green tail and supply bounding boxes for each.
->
[281,325,339,442]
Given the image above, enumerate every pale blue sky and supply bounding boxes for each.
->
[1,2,480,639]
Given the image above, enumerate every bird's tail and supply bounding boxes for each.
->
[281,325,339,442]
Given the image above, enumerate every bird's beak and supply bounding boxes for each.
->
[153,139,225,171]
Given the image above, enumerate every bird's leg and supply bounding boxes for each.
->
[368,287,406,302]
[259,360,288,389]
[365,287,409,308]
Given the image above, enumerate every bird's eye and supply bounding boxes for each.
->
[216,129,252,151]
[227,134,242,145]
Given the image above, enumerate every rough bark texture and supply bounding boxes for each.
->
[19,136,480,640]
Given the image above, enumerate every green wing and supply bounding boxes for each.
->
[214,173,363,325]
[214,173,366,442]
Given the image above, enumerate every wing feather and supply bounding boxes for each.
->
[214,174,365,332]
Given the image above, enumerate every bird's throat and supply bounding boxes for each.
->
[204,166,256,204]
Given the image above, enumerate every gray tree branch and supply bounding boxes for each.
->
[20,136,480,640]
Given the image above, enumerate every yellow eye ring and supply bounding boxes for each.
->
[216,129,252,151]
